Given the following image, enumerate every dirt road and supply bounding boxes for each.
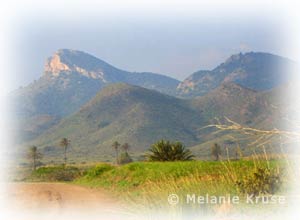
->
[4,182,134,219]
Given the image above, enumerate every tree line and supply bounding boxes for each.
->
[27,138,237,170]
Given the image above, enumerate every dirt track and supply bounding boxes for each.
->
[6,182,132,218]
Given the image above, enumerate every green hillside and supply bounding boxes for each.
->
[12,50,292,147]
[189,82,288,158]
[11,49,179,143]
[21,82,283,162]
[28,83,203,160]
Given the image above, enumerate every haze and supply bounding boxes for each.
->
[13,12,285,89]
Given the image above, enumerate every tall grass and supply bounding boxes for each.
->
[21,157,290,217]
[74,159,287,216]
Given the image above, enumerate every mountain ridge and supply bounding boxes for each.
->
[28,83,202,160]
[24,82,281,161]
[176,51,294,97]
[11,49,293,151]
[11,49,180,142]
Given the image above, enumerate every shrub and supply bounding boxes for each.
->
[146,140,194,161]
[50,168,80,181]
[30,166,82,181]
[235,167,281,196]
[85,164,114,178]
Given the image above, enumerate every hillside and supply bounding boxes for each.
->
[177,52,294,97]
[189,82,289,158]
[23,82,282,161]
[190,82,271,126]
[10,50,294,161]
[10,49,180,143]
[11,50,292,144]
[28,83,203,160]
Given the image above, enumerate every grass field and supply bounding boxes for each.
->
[21,158,291,216]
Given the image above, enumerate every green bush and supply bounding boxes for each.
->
[30,166,82,181]
[146,140,194,161]
[235,167,281,196]
[85,164,114,178]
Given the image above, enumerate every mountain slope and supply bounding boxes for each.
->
[190,82,270,126]
[177,52,294,97]
[11,49,180,142]
[29,83,203,159]
[11,50,292,153]
[44,49,180,94]
[25,82,281,161]
[188,82,287,158]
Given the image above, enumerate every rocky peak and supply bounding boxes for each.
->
[44,50,71,76]
[43,49,109,81]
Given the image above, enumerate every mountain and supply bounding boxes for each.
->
[11,49,180,142]
[11,50,292,161]
[177,52,295,97]
[25,82,280,161]
[27,83,203,160]
[188,82,289,159]
[44,49,180,95]
[190,82,270,126]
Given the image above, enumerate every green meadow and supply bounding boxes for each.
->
[22,158,291,215]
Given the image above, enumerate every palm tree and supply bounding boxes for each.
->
[27,146,42,170]
[119,143,132,164]
[146,140,194,161]
[59,138,71,166]
[121,143,130,153]
[211,143,221,161]
[235,142,243,160]
[112,141,120,164]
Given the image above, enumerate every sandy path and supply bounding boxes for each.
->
[4,182,135,219]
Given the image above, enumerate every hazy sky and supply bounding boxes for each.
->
[11,8,287,88]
